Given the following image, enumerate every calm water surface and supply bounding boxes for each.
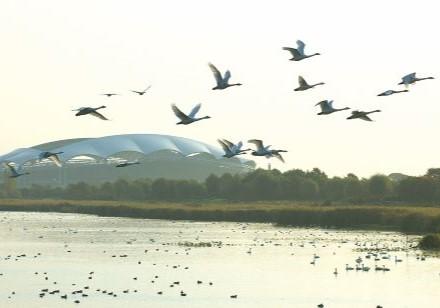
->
[0,212,439,308]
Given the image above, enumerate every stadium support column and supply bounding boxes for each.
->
[60,165,65,187]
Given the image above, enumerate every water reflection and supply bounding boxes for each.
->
[0,212,439,307]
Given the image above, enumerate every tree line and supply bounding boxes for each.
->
[3,167,440,203]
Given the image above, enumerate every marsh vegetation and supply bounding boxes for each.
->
[1,198,440,235]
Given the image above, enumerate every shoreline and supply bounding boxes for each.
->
[1,199,440,235]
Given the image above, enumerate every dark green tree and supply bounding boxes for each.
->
[368,175,392,199]
[205,174,220,197]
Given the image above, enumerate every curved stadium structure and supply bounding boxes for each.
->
[0,134,255,187]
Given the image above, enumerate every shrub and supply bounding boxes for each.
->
[419,234,440,250]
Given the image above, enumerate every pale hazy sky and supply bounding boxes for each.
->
[1,0,439,177]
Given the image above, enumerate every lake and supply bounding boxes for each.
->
[0,211,439,307]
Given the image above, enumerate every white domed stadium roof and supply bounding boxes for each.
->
[0,134,243,167]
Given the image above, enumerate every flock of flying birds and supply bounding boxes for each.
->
[2,40,435,178]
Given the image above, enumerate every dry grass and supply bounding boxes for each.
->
[1,198,440,234]
[1,198,440,214]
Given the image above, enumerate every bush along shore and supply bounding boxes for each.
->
[419,234,440,250]
[1,199,440,236]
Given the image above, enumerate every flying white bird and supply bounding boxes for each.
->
[347,110,381,121]
[39,151,63,167]
[2,162,30,178]
[73,106,109,120]
[377,89,409,96]
[131,85,152,95]
[101,93,119,97]
[315,100,350,115]
[217,139,250,158]
[248,139,287,163]
[172,103,210,125]
[208,63,242,90]
[268,149,288,163]
[283,40,320,61]
[398,73,434,88]
[295,76,325,91]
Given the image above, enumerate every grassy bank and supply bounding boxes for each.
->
[1,199,440,234]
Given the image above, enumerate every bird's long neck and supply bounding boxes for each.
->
[306,53,320,59]
[417,77,434,81]
[96,106,106,110]
[238,149,251,154]
[367,110,381,114]
[312,82,325,87]
[228,83,242,87]
[396,90,408,93]
[195,116,210,121]
[336,107,350,111]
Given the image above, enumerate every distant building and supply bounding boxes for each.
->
[388,173,409,182]
[0,134,255,187]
